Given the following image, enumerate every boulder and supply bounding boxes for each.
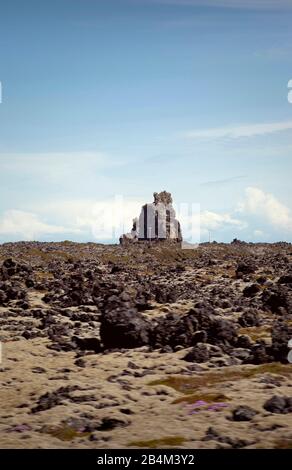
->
[183,343,210,363]
[232,405,257,421]
[263,395,292,414]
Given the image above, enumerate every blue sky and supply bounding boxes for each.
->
[0,0,292,243]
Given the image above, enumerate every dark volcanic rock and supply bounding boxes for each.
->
[97,416,130,431]
[74,358,86,368]
[232,405,257,421]
[263,395,292,414]
[100,290,151,349]
[100,308,151,349]
[152,285,180,304]
[150,312,198,349]
[3,282,27,302]
[207,317,238,346]
[25,278,35,288]
[0,290,8,305]
[203,426,251,448]
[183,344,210,363]
[236,335,253,349]
[249,342,271,365]
[72,336,101,353]
[271,320,291,363]
[236,262,255,279]
[192,330,208,345]
[230,348,251,361]
[150,306,238,352]
[243,284,261,297]
[1,258,32,279]
[238,311,260,327]
[262,285,292,315]
[31,386,79,413]
[278,274,292,285]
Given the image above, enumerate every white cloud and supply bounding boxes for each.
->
[0,210,73,241]
[181,188,292,241]
[200,210,247,231]
[0,198,149,242]
[238,187,292,232]
[32,197,144,241]
[2,188,291,242]
[184,121,292,140]
[177,206,246,243]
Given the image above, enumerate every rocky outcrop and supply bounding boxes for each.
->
[120,191,182,245]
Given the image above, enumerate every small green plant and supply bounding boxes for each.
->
[41,424,90,441]
[149,363,292,393]
[173,392,230,404]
